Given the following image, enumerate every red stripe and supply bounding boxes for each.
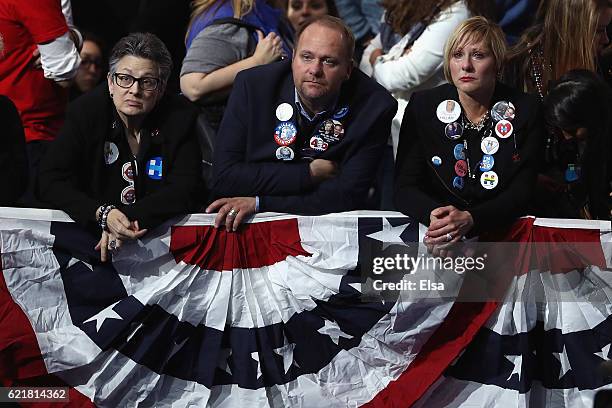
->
[170,219,311,270]
[1,252,96,407]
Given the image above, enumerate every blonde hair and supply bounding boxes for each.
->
[506,0,599,94]
[443,16,507,84]
[185,0,255,44]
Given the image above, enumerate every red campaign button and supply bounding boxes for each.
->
[454,160,468,177]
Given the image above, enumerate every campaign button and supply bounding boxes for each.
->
[276,103,294,121]
[104,142,119,165]
[453,176,464,190]
[431,156,442,166]
[436,99,461,123]
[309,136,329,151]
[146,156,163,180]
[481,136,500,155]
[491,101,515,122]
[333,106,349,119]
[122,162,134,182]
[276,146,295,161]
[120,185,136,205]
[480,170,499,189]
[480,154,495,171]
[453,143,465,160]
[495,120,513,139]
[454,159,468,177]
[445,122,463,140]
[274,122,298,146]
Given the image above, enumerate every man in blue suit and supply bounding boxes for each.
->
[206,15,397,231]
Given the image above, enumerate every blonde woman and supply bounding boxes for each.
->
[180,0,292,128]
[504,0,609,98]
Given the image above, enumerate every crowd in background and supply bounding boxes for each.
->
[0,0,611,242]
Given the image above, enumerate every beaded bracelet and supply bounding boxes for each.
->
[98,204,116,232]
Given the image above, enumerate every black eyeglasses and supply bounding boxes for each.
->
[81,58,104,68]
[113,73,160,91]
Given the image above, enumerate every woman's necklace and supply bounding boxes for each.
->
[463,111,490,131]
[527,43,551,100]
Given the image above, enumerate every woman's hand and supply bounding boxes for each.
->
[106,209,147,241]
[252,31,283,65]
[425,205,474,245]
[369,48,383,66]
[94,231,123,262]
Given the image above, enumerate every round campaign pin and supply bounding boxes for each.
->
[275,146,295,161]
[320,119,344,144]
[276,103,294,121]
[309,136,329,151]
[481,136,500,155]
[333,106,349,119]
[431,156,442,166]
[274,121,298,146]
[436,100,461,123]
[480,154,495,171]
[453,176,464,190]
[454,159,468,177]
[122,162,134,182]
[445,122,463,140]
[491,101,516,122]
[495,120,513,139]
[453,143,465,160]
[104,142,119,165]
[480,170,499,190]
[120,185,136,205]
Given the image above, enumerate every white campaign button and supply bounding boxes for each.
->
[436,100,461,123]
[275,146,295,160]
[276,103,294,121]
[480,136,500,155]
[480,171,499,189]
[495,120,513,139]
[104,142,119,165]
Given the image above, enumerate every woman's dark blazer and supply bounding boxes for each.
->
[39,85,201,231]
[394,82,544,233]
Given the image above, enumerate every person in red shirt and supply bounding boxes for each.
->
[0,0,80,205]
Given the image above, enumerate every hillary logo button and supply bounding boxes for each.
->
[453,176,464,190]
[495,120,513,139]
[275,146,295,161]
[431,156,442,166]
[121,185,136,205]
[146,157,163,180]
[445,122,463,140]
[436,100,461,123]
[276,103,294,121]
[565,164,580,182]
[481,136,499,155]
[274,122,298,146]
[480,154,495,171]
[309,136,329,151]
[453,144,465,160]
[480,171,499,189]
[104,142,119,165]
[333,106,349,119]
[454,159,468,177]
[491,101,515,122]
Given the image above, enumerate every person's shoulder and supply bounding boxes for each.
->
[347,68,396,107]
[495,81,540,107]
[235,60,291,87]
[66,84,110,118]
[159,92,199,118]
[411,83,456,106]
[0,94,17,112]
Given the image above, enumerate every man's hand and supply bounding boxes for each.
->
[206,197,256,231]
[309,159,338,184]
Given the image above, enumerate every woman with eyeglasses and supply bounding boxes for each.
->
[39,32,201,261]
[70,32,106,100]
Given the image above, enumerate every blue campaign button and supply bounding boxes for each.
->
[146,156,163,180]
[453,144,465,160]
[565,164,580,182]
[431,155,442,166]
[453,176,464,190]
[480,154,495,171]
[333,106,349,119]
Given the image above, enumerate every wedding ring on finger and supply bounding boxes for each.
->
[446,233,453,242]
[227,208,238,218]
[109,239,117,251]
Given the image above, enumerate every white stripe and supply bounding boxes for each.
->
[532,217,611,231]
[415,376,612,408]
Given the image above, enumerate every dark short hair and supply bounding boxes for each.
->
[108,32,173,86]
[294,15,355,62]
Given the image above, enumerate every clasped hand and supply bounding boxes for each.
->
[95,209,147,262]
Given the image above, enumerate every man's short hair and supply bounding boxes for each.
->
[294,15,355,63]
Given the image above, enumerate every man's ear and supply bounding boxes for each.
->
[345,60,353,80]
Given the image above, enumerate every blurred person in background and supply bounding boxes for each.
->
[335,0,383,62]
[71,32,107,100]
[286,0,338,31]
[0,0,81,206]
